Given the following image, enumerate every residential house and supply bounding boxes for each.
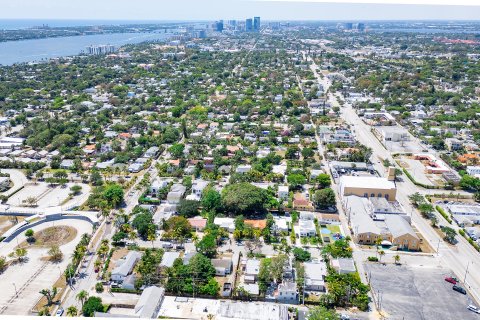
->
[188,217,207,231]
[278,185,289,201]
[330,258,356,274]
[214,217,235,232]
[150,179,169,195]
[60,159,75,169]
[304,261,328,292]
[111,251,142,283]
[244,259,261,283]
[236,165,252,174]
[445,138,463,151]
[134,286,165,319]
[211,258,233,276]
[166,184,186,204]
[160,252,181,268]
[275,282,298,304]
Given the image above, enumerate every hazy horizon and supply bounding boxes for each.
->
[2,0,480,21]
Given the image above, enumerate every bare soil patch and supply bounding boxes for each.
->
[19,226,77,248]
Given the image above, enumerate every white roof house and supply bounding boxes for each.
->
[150,178,169,194]
[236,165,252,174]
[304,261,328,291]
[161,251,181,268]
[296,219,316,237]
[330,258,356,274]
[245,259,261,277]
[111,251,142,282]
[167,184,186,204]
[134,286,165,318]
[192,179,209,198]
[214,217,235,232]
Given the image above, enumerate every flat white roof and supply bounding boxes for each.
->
[340,176,395,190]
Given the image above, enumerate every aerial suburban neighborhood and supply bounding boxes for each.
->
[2,8,480,320]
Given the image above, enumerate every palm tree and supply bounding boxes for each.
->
[76,290,88,308]
[394,254,401,265]
[66,306,78,317]
[375,238,382,257]
[379,250,385,263]
[39,287,58,306]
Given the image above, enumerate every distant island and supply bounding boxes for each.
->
[0,23,179,42]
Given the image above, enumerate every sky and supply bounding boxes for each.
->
[1,0,480,21]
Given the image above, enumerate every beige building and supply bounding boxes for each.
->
[346,196,419,251]
[340,176,397,201]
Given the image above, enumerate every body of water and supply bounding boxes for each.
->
[0,32,172,66]
[0,19,186,29]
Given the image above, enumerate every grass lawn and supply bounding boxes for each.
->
[320,224,342,242]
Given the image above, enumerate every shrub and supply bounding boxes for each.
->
[95,282,104,293]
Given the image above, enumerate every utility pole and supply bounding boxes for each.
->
[302,280,305,305]
[464,261,471,284]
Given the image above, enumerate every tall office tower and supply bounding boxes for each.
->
[356,23,365,32]
[245,18,253,32]
[216,20,224,32]
[344,22,353,30]
[253,16,261,32]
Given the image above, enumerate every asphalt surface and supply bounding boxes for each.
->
[365,263,478,320]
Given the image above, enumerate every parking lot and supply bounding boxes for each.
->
[365,263,478,320]
[0,219,93,315]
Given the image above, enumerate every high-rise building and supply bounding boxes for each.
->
[86,44,116,55]
[245,18,253,32]
[344,23,353,30]
[253,17,261,32]
[216,20,224,32]
[356,23,365,32]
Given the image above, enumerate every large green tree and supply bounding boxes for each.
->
[313,188,336,208]
[221,182,268,215]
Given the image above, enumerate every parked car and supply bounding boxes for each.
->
[162,242,173,249]
[55,308,64,317]
[468,305,480,314]
[453,285,467,295]
[445,277,457,284]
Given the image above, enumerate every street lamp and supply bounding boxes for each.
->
[12,282,17,296]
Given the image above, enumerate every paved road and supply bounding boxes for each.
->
[326,74,480,306]
[60,142,175,313]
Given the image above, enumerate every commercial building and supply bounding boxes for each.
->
[216,20,224,32]
[245,18,253,32]
[375,125,410,143]
[345,195,419,250]
[413,154,449,174]
[253,17,261,32]
[339,176,397,201]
